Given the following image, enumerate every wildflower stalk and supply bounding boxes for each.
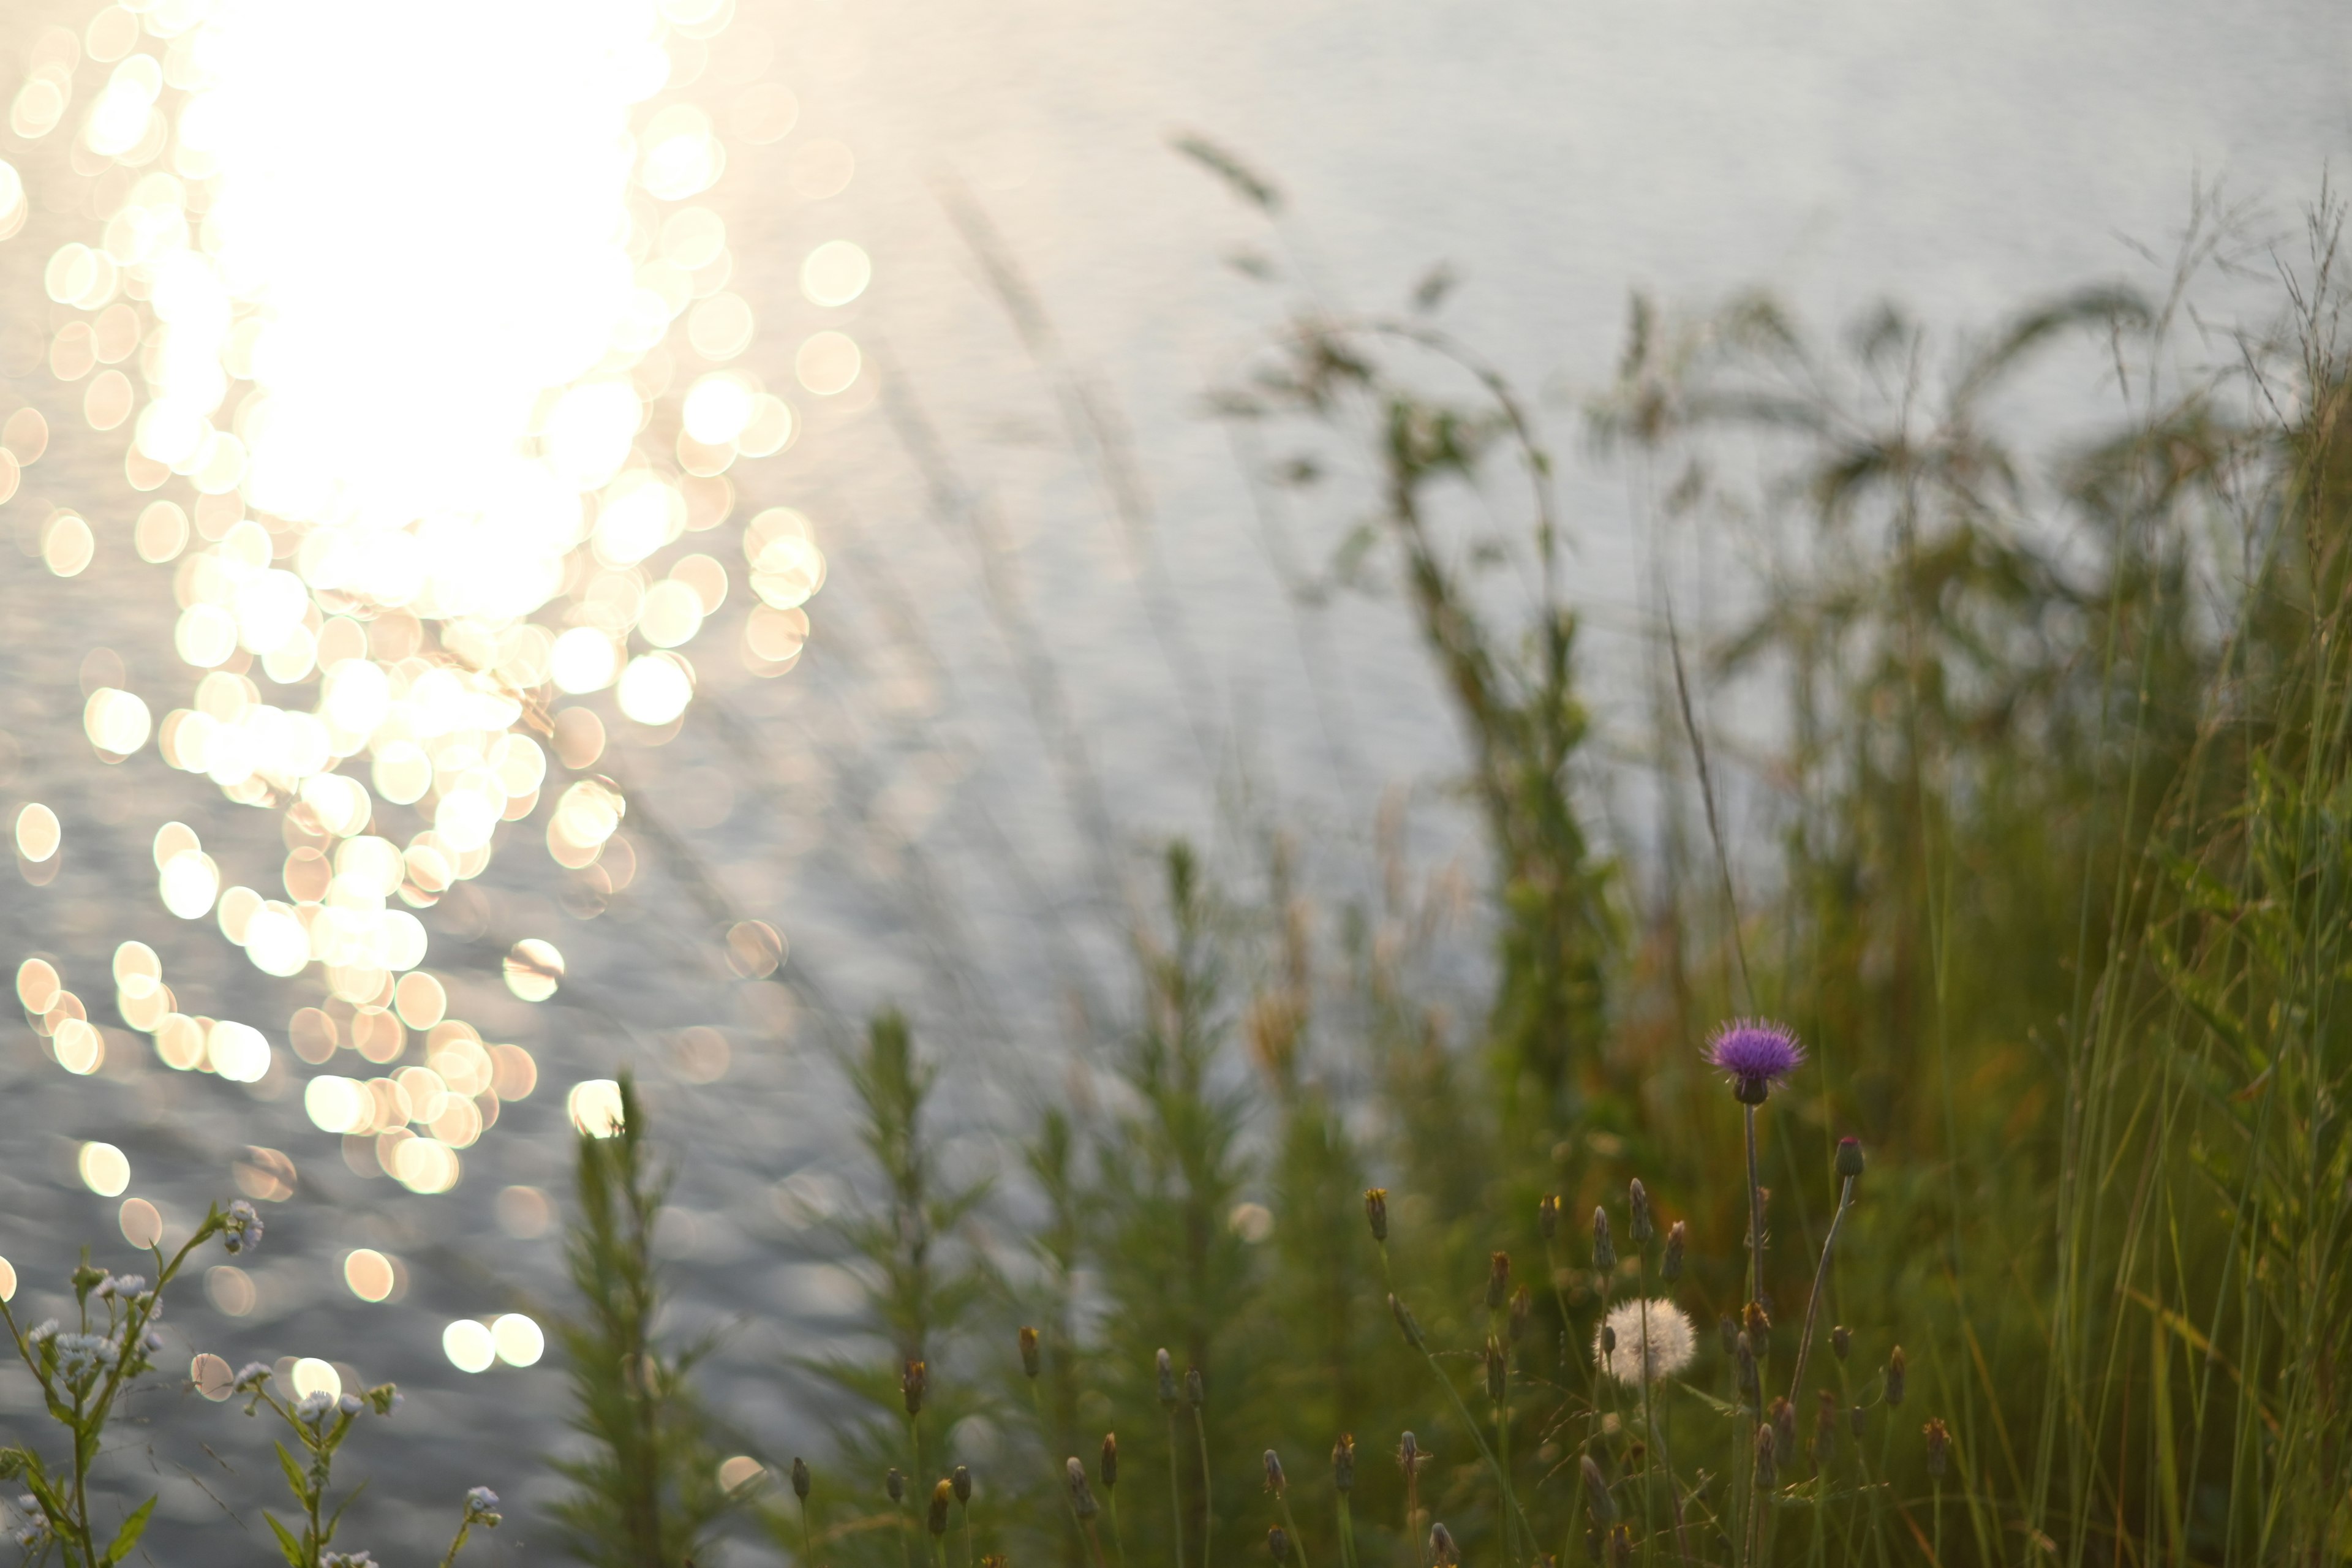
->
[1189,1409,1212,1568]
[1783,1168,1858,1417]
[1386,1290,1539,1549]
[0,1201,239,1568]
[1165,1408,1186,1568]
[439,1487,504,1568]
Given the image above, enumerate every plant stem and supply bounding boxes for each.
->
[1108,1487,1131,1568]
[1336,1494,1359,1568]
[1190,1408,1213,1568]
[1277,1495,1316,1568]
[1784,1177,1855,1413]
[801,1493,816,1568]
[1166,1411,1187,1568]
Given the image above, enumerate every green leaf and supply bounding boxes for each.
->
[102,1496,156,1565]
[265,1510,307,1568]
[275,1441,310,1504]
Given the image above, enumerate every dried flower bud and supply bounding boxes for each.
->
[1600,1324,1616,1356]
[1430,1523,1460,1567]
[953,1466,972,1504]
[1332,1434,1355,1494]
[1923,1418,1950,1477]
[1885,1346,1907,1408]
[1364,1188,1389,1244]
[1753,1425,1778,1491]
[1743,1300,1773,1341]
[1389,1294,1425,1349]
[1263,1450,1286,1495]
[1834,1137,1864,1180]
[1485,1336,1506,1405]
[1539,1194,1561,1240]
[1770,1398,1796,1463]
[1627,1179,1653,1245]
[887,1468,905,1504]
[1661,1221,1686,1283]
[1100,1434,1118,1491]
[1735,1332,1759,1400]
[1185,1366,1205,1410]
[1398,1432,1420,1477]
[1831,1325,1851,1362]
[929,1480,954,1536]
[1019,1326,1041,1379]
[1065,1457,1099,1518]
[1156,1349,1178,1407]
[1268,1526,1291,1564]
[1508,1284,1532,1342]
[1486,1251,1511,1311]
[902,1359,927,1416]
[1607,1523,1634,1568]
[1579,1455,1613,1525]
[792,1457,811,1501]
[1591,1208,1616,1273]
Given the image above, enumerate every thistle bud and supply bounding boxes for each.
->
[1364,1188,1389,1243]
[1332,1434,1355,1494]
[1389,1294,1425,1349]
[1485,1251,1511,1311]
[1835,1137,1864,1180]
[1923,1418,1950,1477]
[1268,1527,1291,1564]
[929,1480,954,1536]
[1831,1325,1850,1362]
[1743,1300,1772,1341]
[1753,1425,1778,1491]
[792,1457,811,1501]
[902,1359,927,1416]
[1484,1336,1505,1405]
[1539,1194,1561,1240]
[1430,1523,1460,1567]
[1578,1455,1613,1525]
[1770,1397,1796,1463]
[1066,1457,1099,1518]
[1156,1348,1178,1407]
[953,1466,971,1504]
[1263,1449,1286,1495]
[1735,1332,1759,1400]
[1885,1346,1907,1408]
[887,1468,905,1504]
[1591,1208,1616,1273]
[1661,1221,1686,1283]
[1508,1285,1532,1343]
[1185,1366,1205,1410]
[1600,1324,1616,1357]
[1100,1434,1118,1490]
[1019,1326,1041,1379]
[1398,1431,1420,1477]
[1627,1179,1653,1245]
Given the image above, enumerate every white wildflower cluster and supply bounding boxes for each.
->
[295,1389,337,1425]
[49,1332,115,1389]
[232,1360,272,1393]
[222,1200,265,1255]
[322,1552,377,1567]
[9,1495,50,1550]
[463,1486,502,1527]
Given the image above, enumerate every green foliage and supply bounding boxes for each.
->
[551,1072,734,1567]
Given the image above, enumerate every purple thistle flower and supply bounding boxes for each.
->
[1707,1019,1805,1104]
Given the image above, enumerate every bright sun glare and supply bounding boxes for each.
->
[3,0,829,1199]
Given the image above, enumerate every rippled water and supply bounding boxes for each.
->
[0,0,2346,1560]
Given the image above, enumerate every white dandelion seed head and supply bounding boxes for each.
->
[1594,1298,1695,1385]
